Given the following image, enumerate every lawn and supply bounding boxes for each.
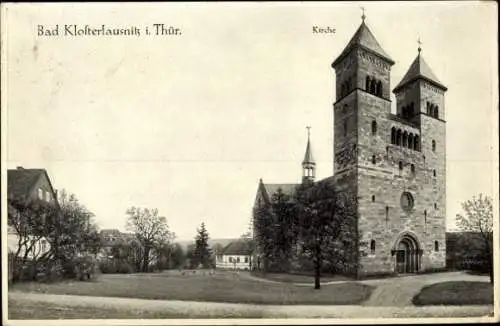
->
[8,299,265,319]
[10,270,373,305]
[412,281,493,306]
[251,272,353,284]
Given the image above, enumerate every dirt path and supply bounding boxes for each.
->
[8,292,494,319]
[242,271,491,307]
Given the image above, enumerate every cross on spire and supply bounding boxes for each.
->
[417,37,422,54]
[306,126,311,140]
[361,7,366,22]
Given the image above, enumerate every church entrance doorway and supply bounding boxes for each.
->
[394,234,421,274]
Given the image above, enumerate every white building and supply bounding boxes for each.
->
[216,241,252,270]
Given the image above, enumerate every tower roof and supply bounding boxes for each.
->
[333,21,394,67]
[302,127,315,165]
[302,138,315,165]
[393,53,447,93]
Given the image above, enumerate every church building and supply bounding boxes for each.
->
[254,14,447,277]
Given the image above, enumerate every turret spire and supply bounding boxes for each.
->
[302,126,316,183]
[361,6,366,22]
[417,37,422,54]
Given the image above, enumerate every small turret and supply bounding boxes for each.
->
[302,126,316,183]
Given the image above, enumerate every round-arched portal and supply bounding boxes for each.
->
[394,234,421,274]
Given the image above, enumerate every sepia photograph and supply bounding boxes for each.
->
[1,1,498,324]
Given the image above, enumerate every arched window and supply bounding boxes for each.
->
[372,155,376,164]
[399,161,403,171]
[434,241,439,252]
[424,210,427,221]
[376,81,382,96]
[385,206,389,220]
[408,134,414,149]
[371,195,375,202]
[432,140,436,152]
[370,79,376,94]
[433,169,436,177]
[410,164,415,176]
[427,102,431,115]
[410,102,415,117]
[414,136,419,151]
[400,192,414,212]
[434,106,439,118]
[396,129,402,146]
[391,127,396,144]
[365,76,370,91]
[370,240,376,254]
[402,132,408,147]
[371,120,377,135]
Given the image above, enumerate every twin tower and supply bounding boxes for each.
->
[301,17,447,275]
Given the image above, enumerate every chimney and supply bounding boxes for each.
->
[17,166,24,170]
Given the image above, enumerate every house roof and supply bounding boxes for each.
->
[262,183,299,198]
[8,168,45,200]
[393,53,447,93]
[333,21,394,67]
[222,240,252,255]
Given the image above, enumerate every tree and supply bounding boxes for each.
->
[193,222,212,268]
[125,207,171,272]
[8,189,102,282]
[46,190,101,279]
[456,194,494,283]
[7,197,58,281]
[170,243,186,269]
[212,243,225,267]
[295,181,357,289]
[253,188,298,273]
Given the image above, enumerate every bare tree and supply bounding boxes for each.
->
[456,194,493,283]
[125,207,171,272]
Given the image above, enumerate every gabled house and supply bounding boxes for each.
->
[216,240,253,270]
[7,167,60,262]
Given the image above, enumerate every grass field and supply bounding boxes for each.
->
[251,272,353,283]
[10,270,374,305]
[7,299,265,319]
[412,281,494,306]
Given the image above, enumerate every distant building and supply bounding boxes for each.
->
[216,241,252,270]
[98,229,137,260]
[7,167,59,260]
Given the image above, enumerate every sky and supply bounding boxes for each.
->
[2,2,498,241]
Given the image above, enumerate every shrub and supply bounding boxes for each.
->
[99,259,134,274]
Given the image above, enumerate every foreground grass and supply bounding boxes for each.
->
[10,271,374,305]
[412,281,493,306]
[8,299,264,319]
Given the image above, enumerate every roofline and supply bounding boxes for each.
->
[393,75,448,94]
[332,44,395,68]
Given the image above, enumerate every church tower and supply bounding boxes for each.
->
[302,127,316,184]
[332,13,447,277]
